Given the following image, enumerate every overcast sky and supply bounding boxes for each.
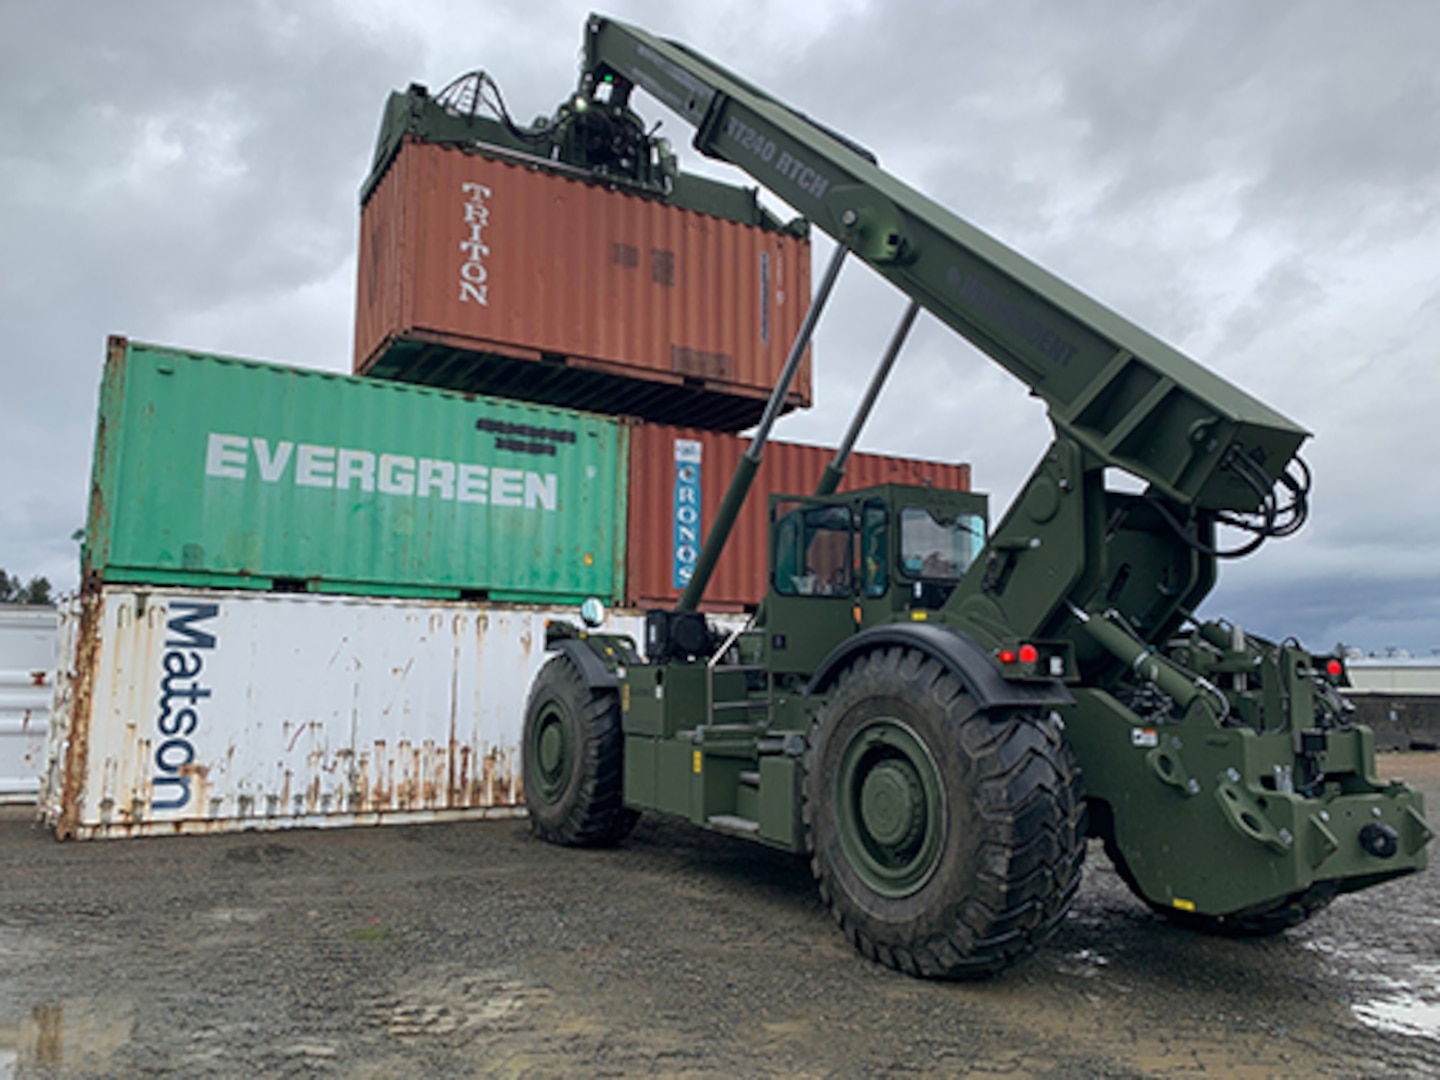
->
[3,1,1438,655]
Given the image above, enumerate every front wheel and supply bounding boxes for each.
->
[522,654,638,846]
[804,647,1086,979]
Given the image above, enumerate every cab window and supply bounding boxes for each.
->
[900,507,985,580]
[773,502,854,597]
[861,501,888,598]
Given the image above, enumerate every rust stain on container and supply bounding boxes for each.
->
[55,587,104,840]
[457,744,473,805]
[179,762,210,819]
[370,739,389,810]
[355,137,812,431]
[626,423,973,611]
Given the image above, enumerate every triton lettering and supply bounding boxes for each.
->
[459,181,493,304]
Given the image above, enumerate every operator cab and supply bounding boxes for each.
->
[765,483,989,675]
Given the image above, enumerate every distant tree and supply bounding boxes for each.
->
[21,577,52,605]
[0,570,53,606]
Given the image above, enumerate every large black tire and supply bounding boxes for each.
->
[1102,832,1338,936]
[522,654,638,847]
[803,647,1086,979]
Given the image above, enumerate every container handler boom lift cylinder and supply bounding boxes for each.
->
[522,13,1431,980]
[750,296,920,629]
[815,299,921,499]
[677,244,847,613]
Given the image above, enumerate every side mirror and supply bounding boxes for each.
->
[579,597,606,628]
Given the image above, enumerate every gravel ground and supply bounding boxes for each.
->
[1,754,1436,1078]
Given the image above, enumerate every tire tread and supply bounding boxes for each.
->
[804,647,1085,979]
[522,654,638,847]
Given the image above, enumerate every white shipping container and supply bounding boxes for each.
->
[1346,658,1440,696]
[41,587,647,839]
[0,606,58,802]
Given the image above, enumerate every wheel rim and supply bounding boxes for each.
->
[529,700,572,802]
[834,718,946,898]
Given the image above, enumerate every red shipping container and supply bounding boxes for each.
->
[626,423,972,611]
[355,137,812,432]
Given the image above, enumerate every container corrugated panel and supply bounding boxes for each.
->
[355,137,813,432]
[40,587,653,839]
[626,424,972,611]
[0,607,57,802]
[85,337,627,603]
[0,670,50,801]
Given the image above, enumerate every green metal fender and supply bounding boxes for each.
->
[544,633,624,694]
[804,623,1073,711]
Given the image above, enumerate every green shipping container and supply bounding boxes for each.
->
[84,337,628,603]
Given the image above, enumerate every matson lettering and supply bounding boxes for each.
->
[459,181,493,304]
[152,602,218,812]
[205,433,558,510]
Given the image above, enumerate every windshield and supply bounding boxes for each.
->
[900,507,985,581]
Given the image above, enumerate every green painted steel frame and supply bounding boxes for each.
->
[559,17,1430,911]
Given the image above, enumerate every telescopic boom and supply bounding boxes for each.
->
[580,14,1308,516]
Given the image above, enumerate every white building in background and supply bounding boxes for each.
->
[0,605,58,802]
[1343,656,1440,750]
[1346,657,1440,696]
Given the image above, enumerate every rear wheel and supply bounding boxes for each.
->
[522,654,638,846]
[804,647,1085,979]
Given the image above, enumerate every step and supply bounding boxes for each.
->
[701,723,767,736]
[739,770,760,788]
[707,814,760,836]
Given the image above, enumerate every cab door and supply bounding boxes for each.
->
[766,498,857,677]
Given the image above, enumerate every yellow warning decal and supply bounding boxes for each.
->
[693,750,703,774]
[1173,898,1196,912]
[911,611,928,621]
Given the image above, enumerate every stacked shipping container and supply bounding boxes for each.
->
[356,136,813,432]
[86,338,627,604]
[43,588,651,839]
[44,83,974,838]
[46,338,971,837]
[48,338,641,837]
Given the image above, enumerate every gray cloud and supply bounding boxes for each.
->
[2,1,1438,654]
